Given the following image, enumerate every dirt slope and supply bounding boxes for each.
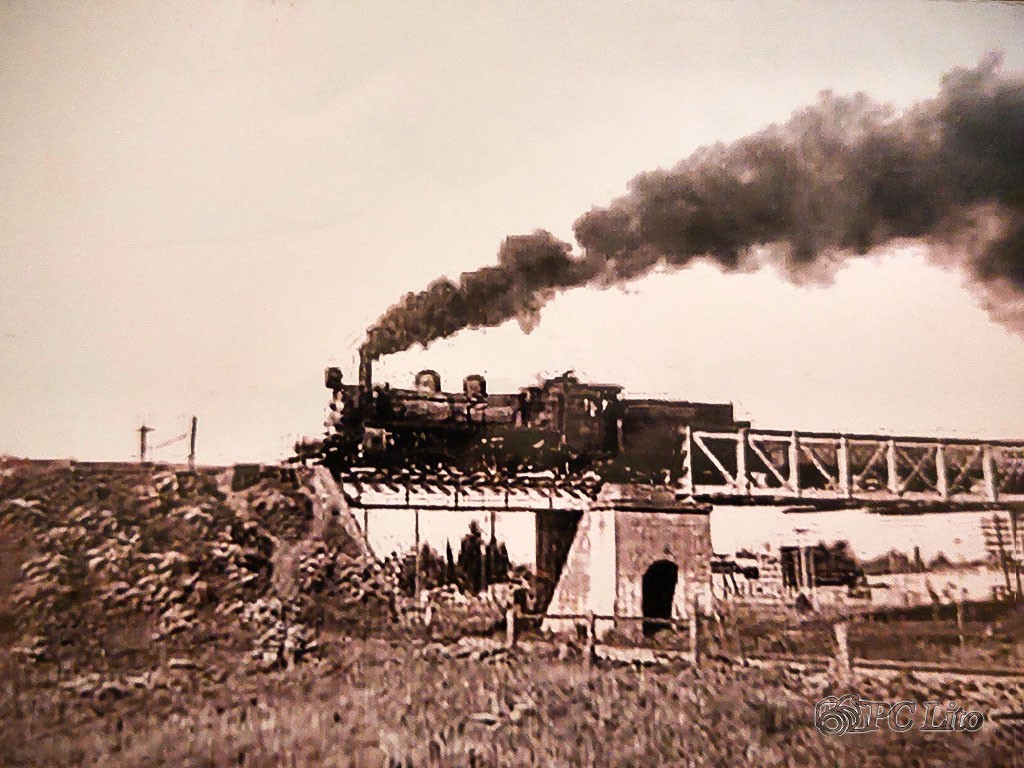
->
[0,458,388,675]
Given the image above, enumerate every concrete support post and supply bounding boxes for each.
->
[983,446,999,502]
[788,431,800,496]
[505,605,517,648]
[886,439,899,496]
[935,443,948,500]
[838,436,851,498]
[833,621,851,681]
[681,426,694,495]
[736,428,749,495]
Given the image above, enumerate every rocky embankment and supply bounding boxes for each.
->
[0,459,395,678]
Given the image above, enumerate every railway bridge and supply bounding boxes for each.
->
[333,426,1024,639]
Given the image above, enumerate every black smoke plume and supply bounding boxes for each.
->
[363,54,1024,360]
[363,231,595,359]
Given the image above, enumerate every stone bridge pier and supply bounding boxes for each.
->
[542,485,713,639]
[335,474,731,639]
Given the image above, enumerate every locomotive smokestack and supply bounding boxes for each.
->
[358,346,372,392]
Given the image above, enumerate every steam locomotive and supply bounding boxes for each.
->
[318,353,745,481]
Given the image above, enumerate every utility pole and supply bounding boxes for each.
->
[188,416,198,471]
[994,519,1013,596]
[1011,507,1022,601]
[138,425,154,462]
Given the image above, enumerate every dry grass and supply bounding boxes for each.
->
[1,460,1021,767]
[719,604,1024,668]
[1,637,1021,768]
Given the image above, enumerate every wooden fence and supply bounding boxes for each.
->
[500,608,1024,681]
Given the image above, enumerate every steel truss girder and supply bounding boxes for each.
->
[679,426,1024,506]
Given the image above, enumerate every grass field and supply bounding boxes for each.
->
[3,636,1023,768]
[2,459,1022,767]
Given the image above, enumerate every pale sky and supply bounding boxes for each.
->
[2,1,1024,464]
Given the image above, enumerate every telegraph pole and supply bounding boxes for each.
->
[188,416,198,471]
[1011,507,1022,601]
[138,425,154,462]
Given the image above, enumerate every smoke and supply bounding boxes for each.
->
[364,54,1024,360]
[363,231,595,359]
